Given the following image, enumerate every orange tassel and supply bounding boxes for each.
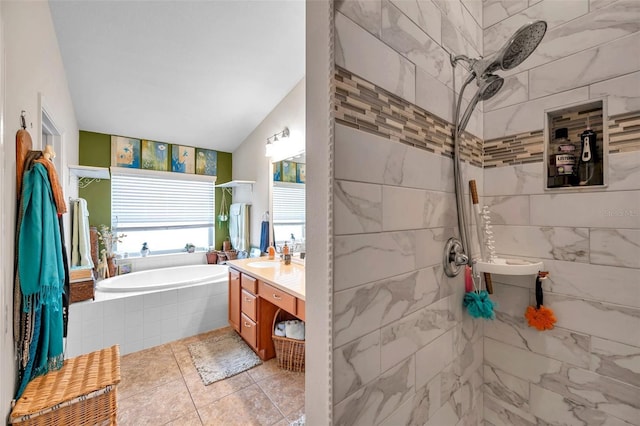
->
[525,305,556,331]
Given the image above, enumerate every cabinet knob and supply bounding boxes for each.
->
[244,322,252,328]
[272,293,281,300]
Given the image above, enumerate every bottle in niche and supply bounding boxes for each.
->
[578,119,600,186]
[548,127,577,187]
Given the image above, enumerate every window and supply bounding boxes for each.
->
[111,170,215,255]
[272,182,305,247]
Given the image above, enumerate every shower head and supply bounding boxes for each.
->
[472,20,547,77]
[477,74,504,101]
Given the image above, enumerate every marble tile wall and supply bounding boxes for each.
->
[482,2,640,423]
[333,1,640,424]
[482,1,640,424]
[333,118,484,425]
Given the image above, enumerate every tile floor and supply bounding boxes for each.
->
[117,326,305,425]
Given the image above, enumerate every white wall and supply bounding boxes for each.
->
[1,1,78,419]
[232,78,305,250]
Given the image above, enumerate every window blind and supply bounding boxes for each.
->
[272,184,305,223]
[111,173,214,229]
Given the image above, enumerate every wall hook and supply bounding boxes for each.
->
[20,111,27,130]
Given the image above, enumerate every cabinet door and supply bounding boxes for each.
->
[228,268,241,332]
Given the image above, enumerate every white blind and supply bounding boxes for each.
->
[111,173,214,229]
[272,184,305,223]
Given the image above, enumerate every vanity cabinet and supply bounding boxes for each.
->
[227,263,305,361]
[228,268,241,332]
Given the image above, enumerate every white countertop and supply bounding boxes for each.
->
[226,256,305,300]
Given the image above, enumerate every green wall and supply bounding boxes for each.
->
[78,130,233,250]
[78,131,111,227]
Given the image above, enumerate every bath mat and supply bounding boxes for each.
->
[188,330,262,386]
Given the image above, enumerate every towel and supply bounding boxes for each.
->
[275,321,286,337]
[260,221,269,253]
[285,320,305,340]
[71,199,94,268]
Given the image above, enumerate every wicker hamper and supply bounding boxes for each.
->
[272,309,305,372]
[10,345,121,426]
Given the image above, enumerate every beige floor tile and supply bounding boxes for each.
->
[117,378,195,425]
[286,406,306,424]
[257,371,305,417]
[165,409,203,425]
[271,419,290,426]
[118,343,183,400]
[197,383,284,426]
[246,358,282,382]
[184,370,254,409]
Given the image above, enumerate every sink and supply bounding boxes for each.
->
[247,261,280,268]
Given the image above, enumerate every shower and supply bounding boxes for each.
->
[443,20,547,277]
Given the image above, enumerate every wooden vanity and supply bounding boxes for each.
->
[226,257,305,360]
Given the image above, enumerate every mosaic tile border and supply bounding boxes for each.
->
[484,110,640,168]
[334,67,640,169]
[334,67,483,167]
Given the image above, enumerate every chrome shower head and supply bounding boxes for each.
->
[472,20,547,77]
[477,74,504,101]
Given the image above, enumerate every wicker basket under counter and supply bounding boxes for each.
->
[272,309,305,372]
[10,345,121,425]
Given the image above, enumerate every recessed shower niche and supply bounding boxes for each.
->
[544,99,608,190]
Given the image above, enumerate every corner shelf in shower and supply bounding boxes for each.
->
[475,258,544,276]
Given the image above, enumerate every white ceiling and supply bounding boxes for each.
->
[49,0,305,153]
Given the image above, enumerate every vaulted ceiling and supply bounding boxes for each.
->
[49,0,305,152]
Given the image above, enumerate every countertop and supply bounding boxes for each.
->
[226,256,305,300]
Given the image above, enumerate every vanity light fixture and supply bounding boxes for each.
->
[265,127,290,157]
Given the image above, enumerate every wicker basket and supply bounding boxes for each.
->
[272,309,305,372]
[10,345,121,425]
[69,279,95,303]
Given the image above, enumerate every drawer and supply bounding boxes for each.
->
[241,289,257,322]
[258,281,296,314]
[240,313,257,349]
[296,299,305,321]
[241,274,258,294]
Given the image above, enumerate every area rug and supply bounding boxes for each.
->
[188,330,262,385]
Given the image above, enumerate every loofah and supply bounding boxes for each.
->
[525,305,556,330]
[525,273,556,331]
[463,290,496,320]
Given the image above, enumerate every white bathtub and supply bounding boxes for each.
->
[67,264,230,357]
[97,264,228,292]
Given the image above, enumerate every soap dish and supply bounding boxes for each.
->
[474,258,543,276]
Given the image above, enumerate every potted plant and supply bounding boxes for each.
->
[206,247,218,264]
[184,243,196,253]
[97,225,126,277]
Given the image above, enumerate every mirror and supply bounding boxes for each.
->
[270,152,305,253]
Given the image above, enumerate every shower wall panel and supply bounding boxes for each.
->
[482,1,640,425]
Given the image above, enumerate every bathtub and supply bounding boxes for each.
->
[67,264,229,357]
[97,264,228,292]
